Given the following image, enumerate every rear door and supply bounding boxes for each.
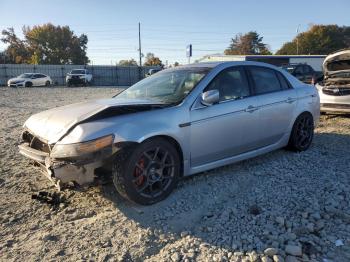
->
[247,66,297,147]
[190,66,260,167]
[37,74,47,86]
[31,74,41,86]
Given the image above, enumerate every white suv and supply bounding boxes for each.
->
[66,69,93,87]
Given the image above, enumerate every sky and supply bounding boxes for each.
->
[0,0,349,65]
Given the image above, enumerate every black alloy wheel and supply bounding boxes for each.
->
[113,138,180,205]
[288,112,314,151]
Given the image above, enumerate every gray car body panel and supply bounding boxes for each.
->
[22,61,320,182]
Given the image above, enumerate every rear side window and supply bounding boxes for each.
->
[276,72,291,90]
[249,67,282,95]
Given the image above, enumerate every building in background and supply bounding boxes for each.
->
[200,54,326,71]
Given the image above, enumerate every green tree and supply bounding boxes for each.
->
[118,58,138,66]
[276,24,350,55]
[1,27,30,63]
[224,31,271,55]
[174,61,180,67]
[143,53,163,66]
[1,23,89,64]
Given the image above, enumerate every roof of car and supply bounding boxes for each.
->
[176,61,279,70]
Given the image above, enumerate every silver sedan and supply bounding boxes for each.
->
[19,61,320,204]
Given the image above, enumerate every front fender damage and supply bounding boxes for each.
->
[20,139,138,190]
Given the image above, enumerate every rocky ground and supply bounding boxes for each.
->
[0,87,349,262]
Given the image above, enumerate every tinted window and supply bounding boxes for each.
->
[276,72,291,90]
[206,67,250,102]
[303,65,313,74]
[33,74,41,78]
[294,66,303,75]
[38,74,46,78]
[249,67,281,95]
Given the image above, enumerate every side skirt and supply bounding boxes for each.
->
[187,132,290,176]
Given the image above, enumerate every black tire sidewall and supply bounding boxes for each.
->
[113,138,180,205]
[289,112,314,152]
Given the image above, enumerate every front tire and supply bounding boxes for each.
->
[113,138,180,205]
[287,112,314,152]
[25,82,33,87]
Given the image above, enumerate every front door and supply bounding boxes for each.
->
[190,66,260,167]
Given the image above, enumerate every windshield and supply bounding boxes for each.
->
[116,67,210,104]
[18,73,33,78]
[281,65,296,73]
[70,69,85,74]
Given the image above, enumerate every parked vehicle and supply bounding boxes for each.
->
[315,49,350,113]
[281,63,323,84]
[145,68,161,77]
[18,61,319,204]
[66,69,92,87]
[7,73,52,87]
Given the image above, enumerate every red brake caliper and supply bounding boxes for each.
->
[134,158,145,186]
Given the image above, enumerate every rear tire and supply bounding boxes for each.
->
[287,112,314,152]
[45,81,50,87]
[112,138,180,205]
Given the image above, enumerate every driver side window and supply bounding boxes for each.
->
[205,67,250,102]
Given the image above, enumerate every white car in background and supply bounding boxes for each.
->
[7,73,52,87]
[316,49,350,113]
[66,69,93,86]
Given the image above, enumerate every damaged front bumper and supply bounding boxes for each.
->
[18,139,116,190]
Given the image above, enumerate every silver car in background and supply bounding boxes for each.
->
[316,49,350,113]
[18,61,319,204]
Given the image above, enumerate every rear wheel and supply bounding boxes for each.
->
[287,112,314,152]
[113,138,180,205]
[45,81,50,87]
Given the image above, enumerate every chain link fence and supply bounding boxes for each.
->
[0,64,160,86]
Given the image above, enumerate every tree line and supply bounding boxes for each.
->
[1,23,350,66]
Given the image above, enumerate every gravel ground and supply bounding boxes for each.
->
[0,87,350,262]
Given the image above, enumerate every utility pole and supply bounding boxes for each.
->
[296,24,301,55]
[138,22,142,67]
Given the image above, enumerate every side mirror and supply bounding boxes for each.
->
[201,90,220,106]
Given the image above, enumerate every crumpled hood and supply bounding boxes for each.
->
[323,49,350,77]
[24,98,162,144]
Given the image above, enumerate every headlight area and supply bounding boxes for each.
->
[44,135,115,188]
[50,135,114,160]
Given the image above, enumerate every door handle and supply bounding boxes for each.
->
[286,97,297,104]
[245,105,258,113]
